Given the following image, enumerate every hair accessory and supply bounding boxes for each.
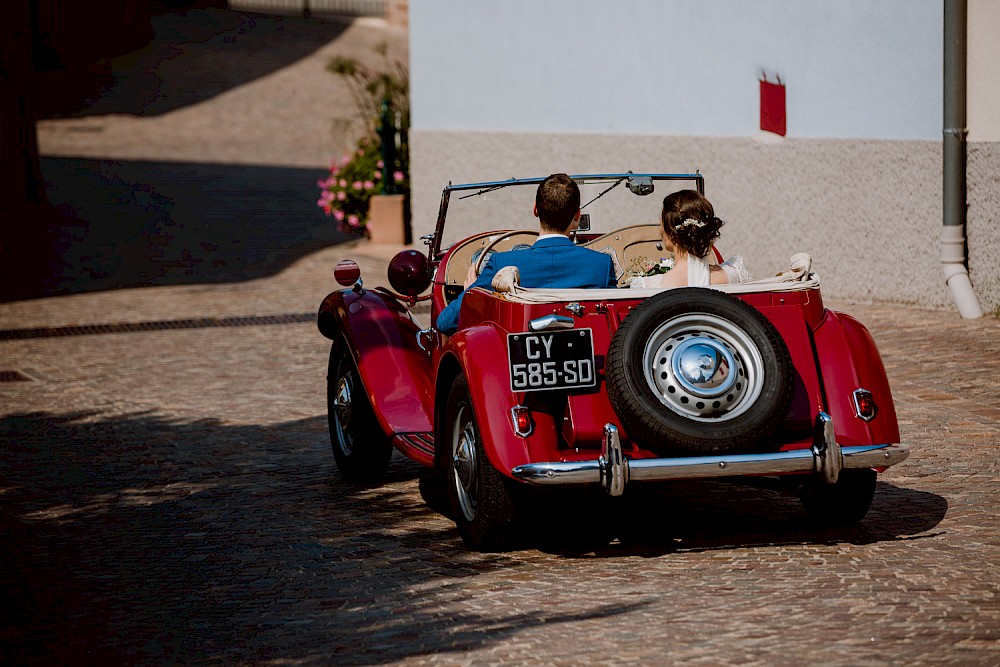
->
[678,217,706,229]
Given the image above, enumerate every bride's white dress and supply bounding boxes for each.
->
[687,253,711,286]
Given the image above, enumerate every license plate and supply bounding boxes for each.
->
[507,329,596,392]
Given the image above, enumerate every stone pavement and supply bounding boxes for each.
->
[2,238,999,665]
[3,5,1000,666]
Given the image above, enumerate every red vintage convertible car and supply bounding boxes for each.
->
[317,173,909,550]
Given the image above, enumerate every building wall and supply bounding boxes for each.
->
[966,2,1000,316]
[409,0,1000,315]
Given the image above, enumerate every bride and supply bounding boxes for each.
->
[631,190,751,289]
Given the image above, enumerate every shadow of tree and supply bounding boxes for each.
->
[1,157,347,302]
[0,411,649,665]
[36,8,350,119]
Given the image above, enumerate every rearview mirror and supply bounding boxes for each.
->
[577,213,591,232]
[626,175,654,196]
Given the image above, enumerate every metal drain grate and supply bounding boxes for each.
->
[0,370,33,382]
[0,313,316,341]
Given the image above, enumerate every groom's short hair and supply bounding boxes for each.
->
[535,173,580,232]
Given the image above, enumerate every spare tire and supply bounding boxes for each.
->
[606,288,793,456]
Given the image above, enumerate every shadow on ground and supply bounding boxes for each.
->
[525,478,949,559]
[1,157,348,302]
[0,410,648,665]
[36,7,350,119]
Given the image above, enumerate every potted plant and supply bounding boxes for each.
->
[317,45,409,244]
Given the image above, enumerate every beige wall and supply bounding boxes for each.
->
[969,0,1000,142]
[967,142,1000,315]
[410,130,1000,316]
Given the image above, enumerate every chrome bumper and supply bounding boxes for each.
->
[510,412,910,497]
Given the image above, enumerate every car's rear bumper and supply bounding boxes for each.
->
[510,412,909,497]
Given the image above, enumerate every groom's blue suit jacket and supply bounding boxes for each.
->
[436,236,617,334]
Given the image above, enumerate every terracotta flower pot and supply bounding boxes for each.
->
[366,194,407,244]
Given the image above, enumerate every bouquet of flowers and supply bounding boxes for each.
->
[625,255,675,280]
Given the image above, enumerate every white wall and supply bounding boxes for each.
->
[411,0,941,139]
[408,0,1000,315]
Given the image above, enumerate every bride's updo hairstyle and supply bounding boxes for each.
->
[661,189,724,258]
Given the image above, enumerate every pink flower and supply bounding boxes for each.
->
[337,191,346,201]
[393,170,405,183]
[339,179,347,188]
[333,210,345,221]
[376,160,384,169]
[357,149,364,157]
[364,180,374,190]
[347,214,360,227]
[352,181,363,191]
[374,171,382,180]
[340,155,350,167]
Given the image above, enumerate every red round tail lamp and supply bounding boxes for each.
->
[334,260,361,286]
[388,250,431,296]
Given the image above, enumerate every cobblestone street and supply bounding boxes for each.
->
[2,245,999,665]
[3,6,1000,666]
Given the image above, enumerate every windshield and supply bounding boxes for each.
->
[435,174,704,252]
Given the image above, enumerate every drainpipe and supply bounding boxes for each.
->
[942,0,983,318]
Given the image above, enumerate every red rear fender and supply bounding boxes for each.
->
[440,325,565,477]
[812,309,900,446]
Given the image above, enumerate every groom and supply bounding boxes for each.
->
[436,173,617,334]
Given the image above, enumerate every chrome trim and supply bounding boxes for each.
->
[853,388,878,422]
[511,421,909,489]
[811,412,842,484]
[565,302,585,317]
[528,314,576,331]
[352,277,364,294]
[642,313,762,422]
[510,405,534,437]
[599,424,628,497]
[416,327,433,353]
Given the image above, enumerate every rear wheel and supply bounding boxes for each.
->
[327,343,392,482]
[800,469,877,527]
[439,374,516,551]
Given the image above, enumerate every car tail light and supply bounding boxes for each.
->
[853,388,878,422]
[511,405,533,437]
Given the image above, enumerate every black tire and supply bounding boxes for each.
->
[606,288,793,455]
[327,343,393,482]
[438,375,516,551]
[800,469,877,527]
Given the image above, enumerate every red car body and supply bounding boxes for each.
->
[318,173,909,550]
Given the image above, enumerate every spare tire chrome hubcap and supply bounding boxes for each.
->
[643,313,764,421]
